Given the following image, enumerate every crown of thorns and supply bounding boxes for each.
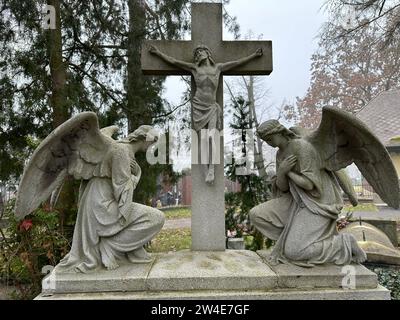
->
[193,45,212,57]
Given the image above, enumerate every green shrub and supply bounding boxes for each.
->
[0,199,71,299]
[366,265,400,300]
[225,174,270,251]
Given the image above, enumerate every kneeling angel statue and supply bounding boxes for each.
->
[15,112,165,272]
[250,107,399,267]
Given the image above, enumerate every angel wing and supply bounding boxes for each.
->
[100,125,119,138]
[290,126,359,206]
[48,124,120,208]
[15,112,115,219]
[307,107,400,209]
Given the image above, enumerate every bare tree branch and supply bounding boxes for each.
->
[67,61,125,108]
[152,98,190,120]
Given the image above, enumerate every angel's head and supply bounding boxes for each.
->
[194,45,215,65]
[257,120,299,148]
[122,125,159,152]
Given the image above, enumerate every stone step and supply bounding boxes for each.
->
[36,285,390,300]
[257,250,378,289]
[44,250,277,294]
[41,250,381,296]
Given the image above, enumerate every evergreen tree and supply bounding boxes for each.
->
[0,0,192,206]
[225,96,268,250]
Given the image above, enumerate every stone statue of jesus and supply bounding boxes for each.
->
[149,44,263,184]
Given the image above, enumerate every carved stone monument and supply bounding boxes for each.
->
[141,2,272,251]
[148,44,262,184]
[250,107,400,267]
[15,112,164,272]
[16,2,395,300]
[28,108,394,301]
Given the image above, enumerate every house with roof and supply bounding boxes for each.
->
[357,89,400,178]
[388,135,400,174]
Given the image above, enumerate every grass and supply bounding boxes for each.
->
[343,203,378,213]
[145,207,192,253]
[163,207,191,220]
[148,228,191,253]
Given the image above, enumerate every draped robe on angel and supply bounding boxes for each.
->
[250,138,355,266]
[59,143,165,273]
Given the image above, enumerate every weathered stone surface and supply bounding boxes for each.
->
[142,2,273,251]
[43,250,277,294]
[15,112,163,272]
[37,250,390,300]
[366,219,398,247]
[227,238,245,250]
[147,250,277,291]
[141,3,273,76]
[36,285,390,300]
[340,222,400,265]
[191,162,226,251]
[43,261,154,295]
[251,109,399,267]
[350,213,399,247]
[257,250,378,289]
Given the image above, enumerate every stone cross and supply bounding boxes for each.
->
[142,2,272,251]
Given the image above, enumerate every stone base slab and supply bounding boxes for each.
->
[36,285,390,300]
[37,250,390,300]
[257,251,378,289]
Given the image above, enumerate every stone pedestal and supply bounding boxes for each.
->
[191,163,225,251]
[36,250,390,300]
[227,238,245,250]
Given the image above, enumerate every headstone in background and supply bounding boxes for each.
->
[341,221,400,265]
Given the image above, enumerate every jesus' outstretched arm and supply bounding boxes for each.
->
[219,48,263,72]
[149,45,194,72]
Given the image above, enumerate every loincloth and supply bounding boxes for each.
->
[192,97,222,131]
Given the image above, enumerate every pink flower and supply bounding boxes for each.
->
[19,219,33,232]
[227,230,237,238]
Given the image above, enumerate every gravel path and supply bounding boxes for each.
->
[163,218,191,230]
[352,207,400,221]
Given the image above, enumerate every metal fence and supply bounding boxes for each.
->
[352,184,375,200]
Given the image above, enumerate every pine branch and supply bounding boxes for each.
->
[143,1,166,40]
[67,61,125,108]
[10,80,39,94]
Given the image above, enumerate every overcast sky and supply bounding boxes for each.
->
[163,0,329,112]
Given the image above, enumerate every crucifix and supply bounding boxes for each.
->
[142,2,273,251]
